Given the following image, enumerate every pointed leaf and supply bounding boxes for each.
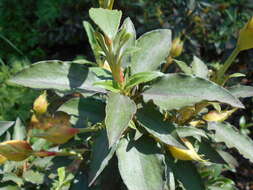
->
[198,140,226,164]
[8,61,106,94]
[176,127,207,139]
[136,104,185,149]
[0,121,14,136]
[93,80,120,92]
[166,155,205,190]
[227,85,253,98]
[208,122,253,162]
[125,71,163,90]
[191,56,208,79]
[142,74,244,111]
[174,60,192,75]
[89,130,117,186]
[131,29,171,74]
[116,137,164,190]
[121,18,136,68]
[58,97,105,127]
[89,8,122,39]
[105,93,136,147]
[83,21,100,62]
[13,118,26,140]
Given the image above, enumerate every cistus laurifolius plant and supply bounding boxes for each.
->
[3,2,253,190]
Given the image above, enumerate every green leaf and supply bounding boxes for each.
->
[8,61,106,94]
[121,18,136,68]
[116,137,164,190]
[125,71,163,90]
[12,118,26,140]
[227,85,253,98]
[216,150,238,169]
[130,29,171,74]
[176,127,207,140]
[89,130,117,186]
[142,74,244,111]
[136,104,185,149]
[93,80,120,92]
[83,21,101,62]
[0,186,20,190]
[89,8,122,39]
[228,73,246,79]
[90,67,112,80]
[58,97,105,127]
[166,156,205,190]
[191,56,208,79]
[2,173,24,187]
[23,170,44,185]
[197,140,226,164]
[174,60,192,75]
[208,122,253,162]
[105,93,136,147]
[0,121,14,136]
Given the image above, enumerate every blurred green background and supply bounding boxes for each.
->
[0,0,253,188]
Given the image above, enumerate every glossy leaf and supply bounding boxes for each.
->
[12,118,26,140]
[93,80,120,92]
[198,140,226,164]
[227,85,253,98]
[125,71,163,90]
[136,104,185,149]
[121,18,136,68]
[130,29,171,74]
[208,122,253,162]
[191,56,208,79]
[83,21,100,62]
[166,155,205,190]
[58,97,105,127]
[116,137,164,190]
[174,60,192,75]
[176,127,207,139]
[89,8,122,39]
[105,93,136,147]
[8,61,106,94]
[0,121,14,137]
[142,74,244,111]
[89,130,117,186]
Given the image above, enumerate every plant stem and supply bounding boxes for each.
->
[78,125,102,133]
[216,47,240,85]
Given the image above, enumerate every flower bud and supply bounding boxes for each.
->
[30,111,71,130]
[32,126,80,144]
[170,37,184,58]
[168,138,206,162]
[203,108,237,122]
[237,17,253,51]
[33,91,49,114]
[0,140,33,161]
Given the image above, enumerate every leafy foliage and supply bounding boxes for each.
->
[1,1,253,190]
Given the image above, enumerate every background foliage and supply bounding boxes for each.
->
[0,0,253,189]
